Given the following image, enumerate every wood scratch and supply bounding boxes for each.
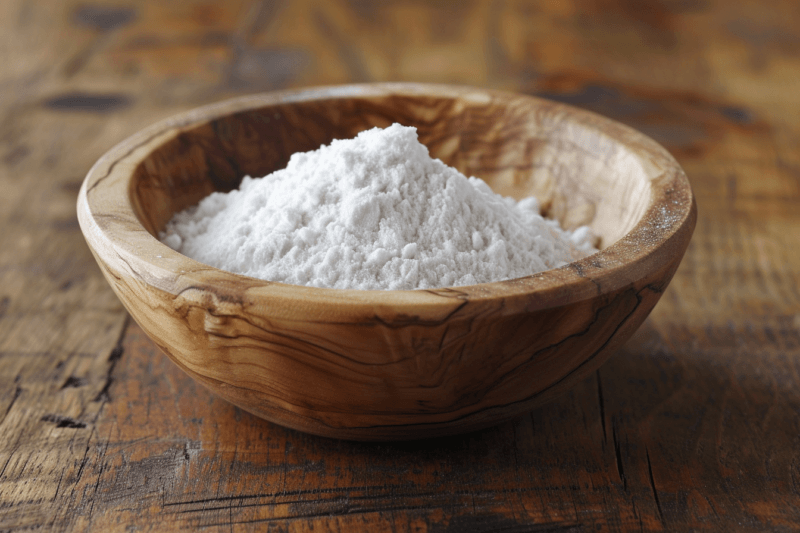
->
[94,316,130,403]
[596,370,607,445]
[646,447,665,524]
[0,386,22,426]
[612,419,626,490]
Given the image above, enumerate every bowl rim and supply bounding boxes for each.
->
[77,82,696,317]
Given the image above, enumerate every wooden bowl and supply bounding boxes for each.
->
[77,84,696,441]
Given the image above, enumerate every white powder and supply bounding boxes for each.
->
[160,124,597,290]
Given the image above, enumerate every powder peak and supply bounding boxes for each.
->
[161,124,597,290]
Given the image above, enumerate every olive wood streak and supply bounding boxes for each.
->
[77,83,696,440]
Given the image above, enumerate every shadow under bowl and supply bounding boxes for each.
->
[77,83,696,441]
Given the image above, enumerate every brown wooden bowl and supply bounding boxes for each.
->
[77,83,696,441]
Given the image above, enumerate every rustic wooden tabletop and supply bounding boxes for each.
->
[1,0,799,531]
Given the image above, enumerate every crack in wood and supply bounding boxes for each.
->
[72,429,95,492]
[646,447,665,524]
[85,127,174,195]
[204,503,464,528]
[596,370,607,445]
[61,375,88,389]
[40,414,87,429]
[0,386,22,426]
[170,490,480,515]
[93,316,130,403]
[611,418,626,490]
[163,483,596,515]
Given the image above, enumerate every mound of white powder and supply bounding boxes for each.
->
[160,124,597,290]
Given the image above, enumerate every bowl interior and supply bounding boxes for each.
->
[130,93,652,251]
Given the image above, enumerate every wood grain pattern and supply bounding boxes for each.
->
[78,84,695,440]
[1,0,799,530]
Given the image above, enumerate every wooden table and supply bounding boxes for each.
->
[1,1,798,530]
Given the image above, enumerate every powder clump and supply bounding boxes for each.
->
[160,124,597,290]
